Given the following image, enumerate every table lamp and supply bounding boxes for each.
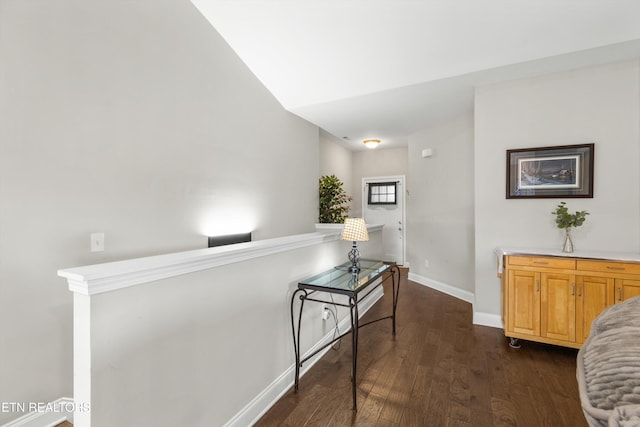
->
[341,218,369,273]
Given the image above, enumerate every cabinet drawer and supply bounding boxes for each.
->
[577,260,640,275]
[507,256,575,270]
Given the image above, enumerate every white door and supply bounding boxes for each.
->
[362,176,406,265]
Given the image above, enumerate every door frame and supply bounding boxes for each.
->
[362,175,406,266]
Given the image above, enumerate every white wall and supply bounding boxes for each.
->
[474,59,640,320]
[319,131,353,189]
[407,113,475,293]
[351,148,409,217]
[0,0,318,423]
[319,131,354,218]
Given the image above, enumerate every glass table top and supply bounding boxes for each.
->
[298,259,393,294]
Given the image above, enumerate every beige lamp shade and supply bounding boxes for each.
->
[341,218,369,242]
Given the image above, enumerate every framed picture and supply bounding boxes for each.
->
[506,143,594,199]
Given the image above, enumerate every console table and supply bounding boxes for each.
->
[290,259,400,411]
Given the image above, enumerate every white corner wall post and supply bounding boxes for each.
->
[73,293,92,427]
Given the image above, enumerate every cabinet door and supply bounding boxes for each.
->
[576,276,614,344]
[615,278,640,302]
[507,270,540,337]
[540,272,575,343]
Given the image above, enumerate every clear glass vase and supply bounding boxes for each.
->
[562,228,574,253]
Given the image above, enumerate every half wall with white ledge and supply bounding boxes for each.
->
[58,225,383,427]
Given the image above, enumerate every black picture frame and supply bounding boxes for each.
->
[506,143,594,199]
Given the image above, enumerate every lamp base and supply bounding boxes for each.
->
[348,242,360,274]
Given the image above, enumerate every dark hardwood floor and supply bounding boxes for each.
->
[255,272,587,427]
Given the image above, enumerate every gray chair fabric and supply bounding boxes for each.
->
[577,296,640,427]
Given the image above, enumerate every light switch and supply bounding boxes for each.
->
[90,233,105,252]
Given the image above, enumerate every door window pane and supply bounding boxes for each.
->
[368,182,396,205]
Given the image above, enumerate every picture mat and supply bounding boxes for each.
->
[517,154,580,190]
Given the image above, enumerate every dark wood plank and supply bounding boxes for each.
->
[423,379,450,426]
[491,397,518,427]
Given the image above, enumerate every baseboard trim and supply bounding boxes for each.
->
[1,397,73,427]
[223,286,385,427]
[408,272,474,304]
[407,272,502,329]
[473,312,503,329]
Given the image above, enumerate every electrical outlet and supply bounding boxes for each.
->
[321,304,331,320]
[424,259,430,268]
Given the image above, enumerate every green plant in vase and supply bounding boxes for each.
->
[318,175,352,224]
[551,201,589,253]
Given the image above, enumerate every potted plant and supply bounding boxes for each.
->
[318,175,352,224]
[551,201,589,253]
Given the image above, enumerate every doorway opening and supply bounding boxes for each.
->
[362,175,406,266]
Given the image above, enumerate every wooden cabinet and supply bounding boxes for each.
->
[575,275,614,344]
[540,271,576,343]
[615,278,640,302]
[501,254,638,349]
[506,269,539,337]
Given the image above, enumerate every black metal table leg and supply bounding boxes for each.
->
[350,295,359,411]
[391,265,400,336]
[290,289,307,392]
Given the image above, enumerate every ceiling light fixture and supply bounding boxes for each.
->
[363,139,380,149]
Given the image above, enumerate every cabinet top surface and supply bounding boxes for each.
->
[495,247,640,274]
[496,247,640,262]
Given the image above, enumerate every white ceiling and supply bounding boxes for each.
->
[191,0,640,151]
